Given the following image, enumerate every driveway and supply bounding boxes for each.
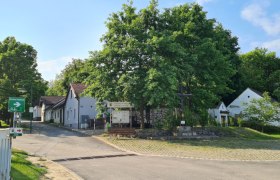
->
[13,122,280,180]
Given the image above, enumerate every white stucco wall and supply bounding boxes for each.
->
[79,97,97,128]
[45,109,52,121]
[64,89,79,128]
[53,108,63,124]
[227,88,262,117]
[41,103,46,122]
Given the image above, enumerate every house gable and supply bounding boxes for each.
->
[227,88,263,117]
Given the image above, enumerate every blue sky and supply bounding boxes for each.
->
[1,0,280,81]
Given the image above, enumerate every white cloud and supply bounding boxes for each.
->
[241,2,280,36]
[196,0,214,5]
[261,39,280,51]
[37,56,74,81]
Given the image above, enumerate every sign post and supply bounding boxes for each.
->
[8,97,25,113]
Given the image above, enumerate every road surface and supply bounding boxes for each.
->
[13,122,280,180]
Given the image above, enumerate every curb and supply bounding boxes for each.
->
[94,136,142,156]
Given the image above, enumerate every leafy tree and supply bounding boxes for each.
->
[46,58,89,96]
[243,92,280,130]
[239,48,280,101]
[85,1,238,128]
[0,37,47,121]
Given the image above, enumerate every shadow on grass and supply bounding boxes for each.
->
[167,137,280,151]
[11,149,47,180]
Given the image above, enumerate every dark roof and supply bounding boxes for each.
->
[248,88,263,97]
[71,83,87,97]
[248,88,277,102]
[52,98,66,110]
[216,102,223,109]
[40,96,65,106]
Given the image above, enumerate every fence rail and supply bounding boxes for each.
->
[0,129,11,180]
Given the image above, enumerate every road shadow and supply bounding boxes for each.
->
[20,121,92,138]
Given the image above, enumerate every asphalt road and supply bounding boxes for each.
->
[14,122,280,180]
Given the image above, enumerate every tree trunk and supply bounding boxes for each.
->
[140,105,145,129]
[146,106,150,127]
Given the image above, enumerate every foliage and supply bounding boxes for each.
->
[0,120,9,128]
[161,109,180,131]
[241,120,280,134]
[84,1,238,128]
[46,58,89,96]
[239,48,280,101]
[183,107,199,127]
[0,37,47,120]
[198,109,209,127]
[242,92,280,127]
[11,149,47,179]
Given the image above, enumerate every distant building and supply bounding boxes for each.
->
[208,102,229,126]
[52,98,65,124]
[39,96,65,122]
[227,87,280,126]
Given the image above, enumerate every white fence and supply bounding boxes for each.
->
[0,129,11,180]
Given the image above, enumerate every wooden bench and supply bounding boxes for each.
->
[108,128,136,137]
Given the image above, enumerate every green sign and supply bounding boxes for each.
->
[8,97,25,112]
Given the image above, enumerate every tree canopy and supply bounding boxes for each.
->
[84,1,239,128]
[46,58,89,96]
[0,37,47,120]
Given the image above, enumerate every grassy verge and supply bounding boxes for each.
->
[11,149,47,180]
[102,127,280,161]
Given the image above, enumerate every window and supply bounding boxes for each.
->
[70,90,72,98]
[248,96,250,98]
[74,109,76,119]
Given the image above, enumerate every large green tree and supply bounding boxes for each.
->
[85,1,239,128]
[239,48,280,100]
[0,37,47,121]
[46,58,89,96]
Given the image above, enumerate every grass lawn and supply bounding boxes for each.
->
[11,149,47,180]
[102,127,280,161]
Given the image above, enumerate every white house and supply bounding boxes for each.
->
[227,87,280,126]
[227,88,263,118]
[39,96,65,122]
[52,98,65,124]
[208,102,229,126]
[64,83,97,129]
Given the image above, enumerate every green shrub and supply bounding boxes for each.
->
[0,120,9,128]
[49,119,54,123]
[241,120,280,133]
[162,109,180,131]
[198,109,208,127]
[183,107,199,127]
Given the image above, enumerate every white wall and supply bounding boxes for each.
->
[41,103,46,122]
[33,106,41,120]
[208,102,229,125]
[0,129,11,180]
[45,109,52,121]
[53,108,63,124]
[227,88,262,117]
[79,97,97,118]
[64,89,79,128]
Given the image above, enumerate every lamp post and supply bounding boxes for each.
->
[18,82,33,133]
[29,84,33,134]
